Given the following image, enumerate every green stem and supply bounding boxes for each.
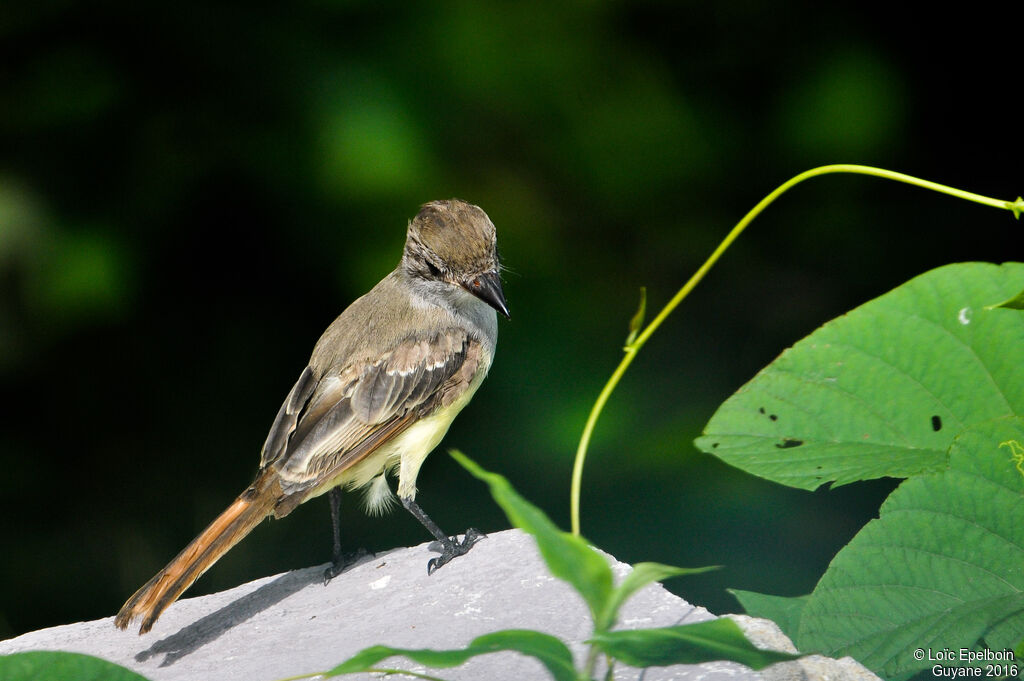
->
[273,668,450,681]
[584,644,601,679]
[569,163,1021,536]
[361,669,451,681]
[602,654,615,681]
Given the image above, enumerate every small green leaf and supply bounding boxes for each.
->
[729,590,809,642]
[624,287,647,347]
[598,562,716,632]
[325,629,579,681]
[985,286,1024,310]
[0,652,151,681]
[451,450,613,622]
[589,618,798,670]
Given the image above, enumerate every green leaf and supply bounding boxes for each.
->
[986,286,1024,310]
[729,590,809,642]
[326,629,579,681]
[796,417,1024,678]
[695,262,1024,490]
[451,450,613,622]
[597,562,716,632]
[0,652,151,681]
[624,286,647,347]
[589,618,798,670]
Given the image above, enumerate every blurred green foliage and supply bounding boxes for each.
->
[0,0,1019,639]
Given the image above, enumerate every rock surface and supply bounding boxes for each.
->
[0,529,877,681]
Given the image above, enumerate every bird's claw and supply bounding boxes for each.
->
[323,547,372,584]
[426,528,486,575]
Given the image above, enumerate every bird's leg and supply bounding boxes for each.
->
[401,497,485,574]
[323,487,345,583]
[323,487,370,583]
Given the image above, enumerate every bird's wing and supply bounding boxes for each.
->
[259,328,485,490]
[260,365,317,469]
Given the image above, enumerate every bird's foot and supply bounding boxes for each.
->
[323,547,372,584]
[426,528,486,575]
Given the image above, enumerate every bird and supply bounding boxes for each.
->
[115,199,509,634]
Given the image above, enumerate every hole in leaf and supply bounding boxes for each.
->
[775,438,804,449]
[931,415,942,431]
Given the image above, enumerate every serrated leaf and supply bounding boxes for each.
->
[0,652,151,681]
[451,450,613,622]
[796,417,1024,678]
[597,562,716,632]
[695,262,1024,490]
[589,618,798,670]
[326,629,579,681]
[729,590,809,642]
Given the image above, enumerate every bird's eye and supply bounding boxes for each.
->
[426,261,443,277]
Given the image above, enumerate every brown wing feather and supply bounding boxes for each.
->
[260,365,317,468]
[263,329,472,497]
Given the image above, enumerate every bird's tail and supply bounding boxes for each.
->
[115,474,279,634]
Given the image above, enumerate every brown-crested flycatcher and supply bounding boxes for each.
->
[115,199,509,634]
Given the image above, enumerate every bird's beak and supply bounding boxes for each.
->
[463,271,510,320]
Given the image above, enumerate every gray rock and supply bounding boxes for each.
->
[726,615,879,681]
[0,529,876,681]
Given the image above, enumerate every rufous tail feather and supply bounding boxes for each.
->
[115,475,279,634]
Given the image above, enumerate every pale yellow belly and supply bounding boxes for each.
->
[311,367,487,509]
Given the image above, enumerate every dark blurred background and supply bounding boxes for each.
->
[0,0,1019,638]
